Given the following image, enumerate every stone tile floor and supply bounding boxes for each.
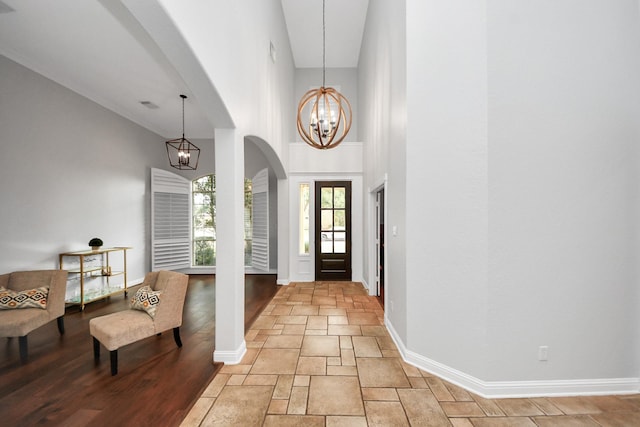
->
[181,282,640,426]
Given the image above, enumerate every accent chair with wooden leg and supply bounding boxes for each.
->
[0,270,68,363]
[89,270,188,375]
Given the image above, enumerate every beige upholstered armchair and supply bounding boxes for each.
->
[0,270,68,363]
[89,270,189,375]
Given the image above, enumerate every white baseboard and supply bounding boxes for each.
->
[360,278,371,294]
[244,267,278,275]
[174,267,277,275]
[384,319,640,398]
[277,279,290,285]
[474,377,640,398]
[213,340,247,365]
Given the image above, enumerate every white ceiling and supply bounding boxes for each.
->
[281,0,369,68]
[0,0,368,138]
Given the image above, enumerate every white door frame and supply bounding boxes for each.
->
[289,174,364,283]
[368,174,387,302]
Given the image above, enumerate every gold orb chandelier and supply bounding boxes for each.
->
[296,0,352,150]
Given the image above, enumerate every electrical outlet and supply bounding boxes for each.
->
[538,346,548,361]
[390,301,394,312]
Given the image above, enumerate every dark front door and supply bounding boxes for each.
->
[315,181,352,281]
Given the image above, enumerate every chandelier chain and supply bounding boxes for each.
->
[166,94,200,170]
[322,0,326,87]
[181,95,185,138]
[295,0,352,150]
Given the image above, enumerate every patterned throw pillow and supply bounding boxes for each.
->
[130,286,162,318]
[0,286,49,310]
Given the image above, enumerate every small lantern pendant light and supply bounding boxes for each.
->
[296,0,352,149]
[166,94,200,170]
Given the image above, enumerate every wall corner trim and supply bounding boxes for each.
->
[213,340,247,365]
[385,319,639,398]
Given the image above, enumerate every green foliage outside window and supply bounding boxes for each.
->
[193,175,216,266]
[192,175,253,267]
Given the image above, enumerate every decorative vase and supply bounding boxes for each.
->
[88,237,103,251]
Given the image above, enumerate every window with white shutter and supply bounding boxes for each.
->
[151,168,191,271]
[251,168,269,271]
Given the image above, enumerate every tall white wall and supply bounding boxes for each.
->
[0,54,167,291]
[361,0,640,396]
[358,0,408,340]
[485,0,640,383]
[405,0,489,379]
[157,0,295,167]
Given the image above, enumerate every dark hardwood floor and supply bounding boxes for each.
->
[0,274,278,426]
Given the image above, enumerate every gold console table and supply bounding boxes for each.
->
[59,247,131,310]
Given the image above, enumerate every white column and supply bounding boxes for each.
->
[277,178,290,285]
[213,128,246,364]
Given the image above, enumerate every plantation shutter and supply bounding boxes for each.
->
[151,168,191,271]
[251,168,269,271]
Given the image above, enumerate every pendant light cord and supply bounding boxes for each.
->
[181,96,185,138]
[322,0,326,88]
